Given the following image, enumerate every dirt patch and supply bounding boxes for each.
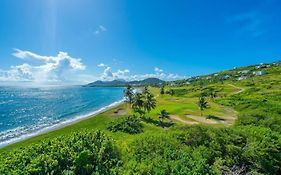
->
[228,84,245,95]
[113,108,128,116]
[185,115,221,124]
[169,115,199,125]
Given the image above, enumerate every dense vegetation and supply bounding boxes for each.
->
[107,115,143,134]
[0,131,121,175]
[123,125,280,174]
[1,62,281,174]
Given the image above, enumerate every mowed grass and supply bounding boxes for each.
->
[0,83,241,153]
[148,86,238,124]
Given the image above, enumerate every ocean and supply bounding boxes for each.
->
[0,86,124,148]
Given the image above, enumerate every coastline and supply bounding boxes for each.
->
[0,99,124,148]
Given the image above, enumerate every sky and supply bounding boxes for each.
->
[0,0,281,85]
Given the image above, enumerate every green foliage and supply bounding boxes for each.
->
[131,92,145,116]
[156,109,169,126]
[143,91,157,113]
[0,131,121,175]
[124,85,134,104]
[166,88,188,96]
[198,95,208,116]
[131,89,157,117]
[177,125,281,174]
[160,86,165,94]
[107,116,143,134]
[202,87,218,99]
[123,133,214,175]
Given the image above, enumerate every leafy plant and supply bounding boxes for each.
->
[0,131,121,175]
[198,95,208,116]
[107,116,143,134]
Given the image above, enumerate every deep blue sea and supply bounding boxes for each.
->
[0,86,124,147]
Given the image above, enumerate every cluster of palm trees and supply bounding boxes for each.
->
[124,85,157,117]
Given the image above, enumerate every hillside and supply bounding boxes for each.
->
[1,62,281,174]
[86,77,165,87]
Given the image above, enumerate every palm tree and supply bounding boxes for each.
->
[170,89,175,96]
[160,86,165,94]
[210,89,217,100]
[159,110,170,128]
[198,96,208,116]
[143,86,149,94]
[143,92,156,114]
[124,85,134,104]
[132,93,145,117]
[159,110,169,123]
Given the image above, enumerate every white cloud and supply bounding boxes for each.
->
[102,66,113,79]
[98,64,130,80]
[97,64,186,81]
[154,67,163,73]
[97,63,107,67]
[1,50,188,85]
[95,25,107,35]
[0,49,88,84]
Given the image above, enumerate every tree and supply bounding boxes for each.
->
[203,87,217,100]
[124,85,134,104]
[132,93,145,117]
[198,96,208,116]
[143,86,149,94]
[143,92,156,114]
[160,86,165,94]
[170,89,175,96]
[210,89,217,99]
[159,110,169,124]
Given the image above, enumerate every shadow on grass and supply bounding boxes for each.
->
[141,117,174,128]
[206,115,225,121]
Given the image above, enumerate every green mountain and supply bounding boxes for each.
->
[86,77,165,87]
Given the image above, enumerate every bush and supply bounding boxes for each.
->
[0,131,121,175]
[123,133,213,175]
[107,116,143,134]
[176,125,281,174]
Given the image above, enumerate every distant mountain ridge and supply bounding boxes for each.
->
[85,78,165,87]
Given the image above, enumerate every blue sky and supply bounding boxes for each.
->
[0,0,281,84]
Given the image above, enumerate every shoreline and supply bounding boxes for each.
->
[0,99,124,148]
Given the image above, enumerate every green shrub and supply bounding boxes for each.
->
[0,131,121,175]
[107,116,143,134]
[123,133,213,175]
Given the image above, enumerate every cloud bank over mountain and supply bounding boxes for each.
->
[0,49,187,85]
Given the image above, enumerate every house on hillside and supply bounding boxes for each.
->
[222,75,230,80]
[273,61,281,66]
[237,76,248,81]
[239,70,250,74]
[256,63,270,69]
[253,71,267,76]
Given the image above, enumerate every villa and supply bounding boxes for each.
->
[253,71,267,76]
[237,76,248,81]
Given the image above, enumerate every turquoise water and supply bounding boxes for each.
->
[0,86,124,147]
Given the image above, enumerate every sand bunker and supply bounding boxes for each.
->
[113,108,128,116]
